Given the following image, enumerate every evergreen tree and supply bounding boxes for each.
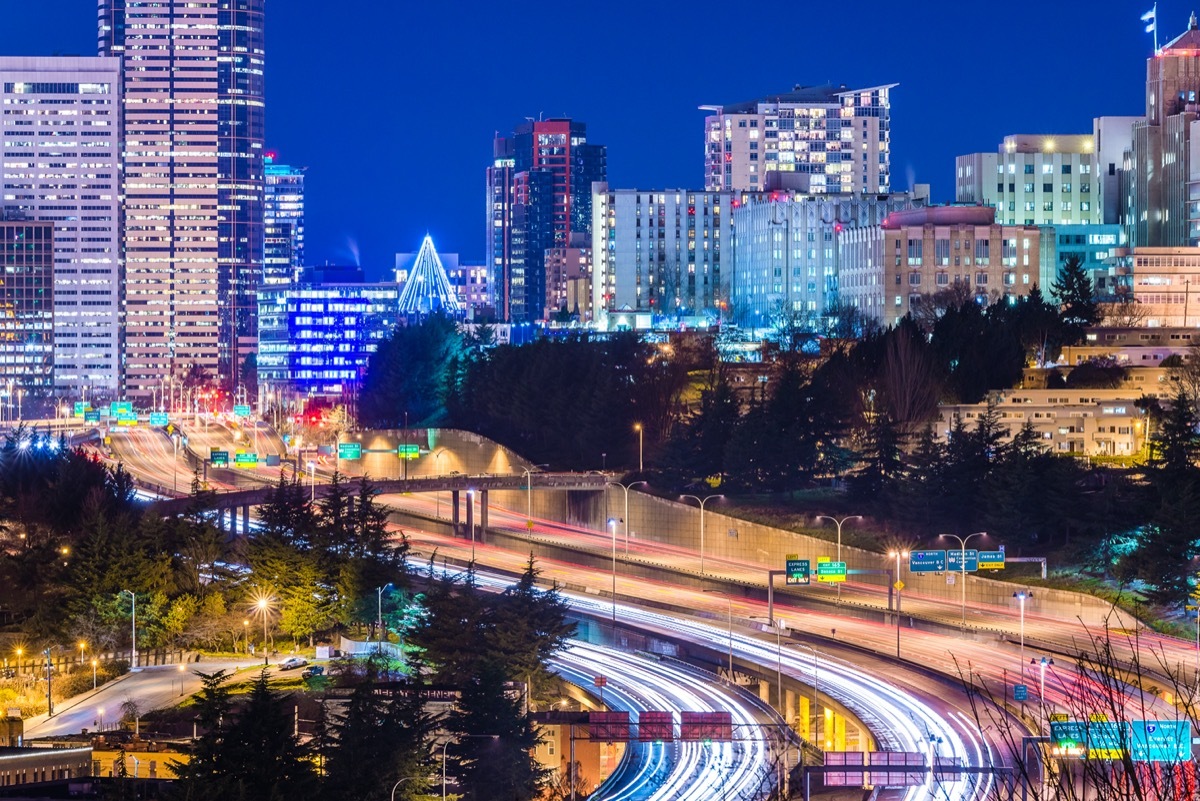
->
[219,669,316,801]
[446,661,547,801]
[849,413,906,507]
[1051,255,1100,345]
[485,557,575,688]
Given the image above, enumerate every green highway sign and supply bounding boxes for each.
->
[112,401,133,415]
[947,549,980,572]
[234,452,259,468]
[1051,721,1088,758]
[84,411,101,423]
[815,561,847,583]
[73,401,89,417]
[149,412,169,427]
[233,404,251,418]
[1013,684,1028,701]
[337,442,362,460]
[398,443,420,459]
[785,557,810,586]
[210,450,229,467]
[1087,721,1127,760]
[116,411,138,427]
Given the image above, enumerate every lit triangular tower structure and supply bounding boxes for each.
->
[396,235,463,317]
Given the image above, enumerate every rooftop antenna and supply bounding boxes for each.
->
[1143,4,1158,54]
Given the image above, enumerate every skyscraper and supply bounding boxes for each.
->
[99,0,265,398]
[487,119,606,322]
[0,221,55,391]
[264,153,305,285]
[0,57,122,400]
[701,84,895,194]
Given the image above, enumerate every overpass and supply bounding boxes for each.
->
[149,471,610,537]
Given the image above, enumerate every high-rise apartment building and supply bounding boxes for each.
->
[1122,14,1200,248]
[264,153,305,285]
[701,84,895,194]
[955,135,1101,226]
[591,185,740,327]
[487,119,606,322]
[0,221,55,390]
[100,0,265,399]
[0,58,121,400]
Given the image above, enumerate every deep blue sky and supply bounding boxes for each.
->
[0,0,1166,275]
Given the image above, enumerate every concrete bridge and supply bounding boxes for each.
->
[149,471,609,536]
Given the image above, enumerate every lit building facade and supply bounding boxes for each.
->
[0,58,121,400]
[263,154,305,284]
[955,134,1101,226]
[544,240,591,321]
[1053,224,1126,296]
[701,84,894,194]
[0,221,55,390]
[488,119,606,322]
[591,185,740,328]
[1124,14,1200,248]
[100,0,266,399]
[447,263,492,317]
[1106,246,1200,326]
[868,205,1052,326]
[257,266,398,400]
[733,192,922,325]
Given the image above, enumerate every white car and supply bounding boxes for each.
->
[278,656,308,671]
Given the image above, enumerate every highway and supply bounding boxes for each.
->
[552,642,778,801]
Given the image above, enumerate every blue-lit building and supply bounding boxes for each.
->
[257,266,398,400]
[264,153,306,285]
[1048,224,1126,297]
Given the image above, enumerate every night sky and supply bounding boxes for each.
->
[0,0,1167,277]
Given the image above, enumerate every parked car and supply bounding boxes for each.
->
[301,665,325,679]
[278,656,308,671]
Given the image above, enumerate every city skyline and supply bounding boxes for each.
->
[0,0,1155,277]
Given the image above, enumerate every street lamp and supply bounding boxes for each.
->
[633,423,643,472]
[256,596,273,665]
[307,460,316,502]
[939,532,987,632]
[815,514,861,602]
[750,615,785,712]
[680,494,722,574]
[91,659,97,690]
[391,776,421,801]
[78,641,86,664]
[608,480,646,554]
[520,465,548,536]
[703,589,734,678]
[120,589,137,670]
[1034,656,1055,722]
[466,490,477,562]
[243,619,249,654]
[888,550,909,658]
[377,583,393,653]
[1013,591,1032,682]
[608,518,618,624]
[442,735,498,800]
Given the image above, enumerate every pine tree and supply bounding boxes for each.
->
[1051,255,1100,345]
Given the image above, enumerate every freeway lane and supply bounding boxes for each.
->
[552,642,778,801]
[386,490,1200,691]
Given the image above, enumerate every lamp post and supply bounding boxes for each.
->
[608,480,646,554]
[681,494,722,574]
[520,465,545,537]
[467,490,477,562]
[1013,591,1032,681]
[242,619,249,654]
[121,589,137,670]
[377,583,393,653]
[434,449,448,518]
[608,518,618,624]
[703,590,734,678]
[816,514,861,602]
[750,616,784,712]
[888,550,909,658]
[940,532,987,633]
[91,658,98,690]
[633,423,643,472]
[171,434,180,494]
[391,776,420,801]
[442,735,498,800]
[1035,656,1054,723]
[257,597,271,665]
[308,460,316,502]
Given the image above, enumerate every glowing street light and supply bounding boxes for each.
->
[940,532,988,632]
[680,494,722,574]
[608,480,646,555]
[254,594,275,665]
[632,423,643,472]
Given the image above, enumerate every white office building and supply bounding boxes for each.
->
[0,57,121,400]
[701,84,895,194]
[591,184,739,328]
